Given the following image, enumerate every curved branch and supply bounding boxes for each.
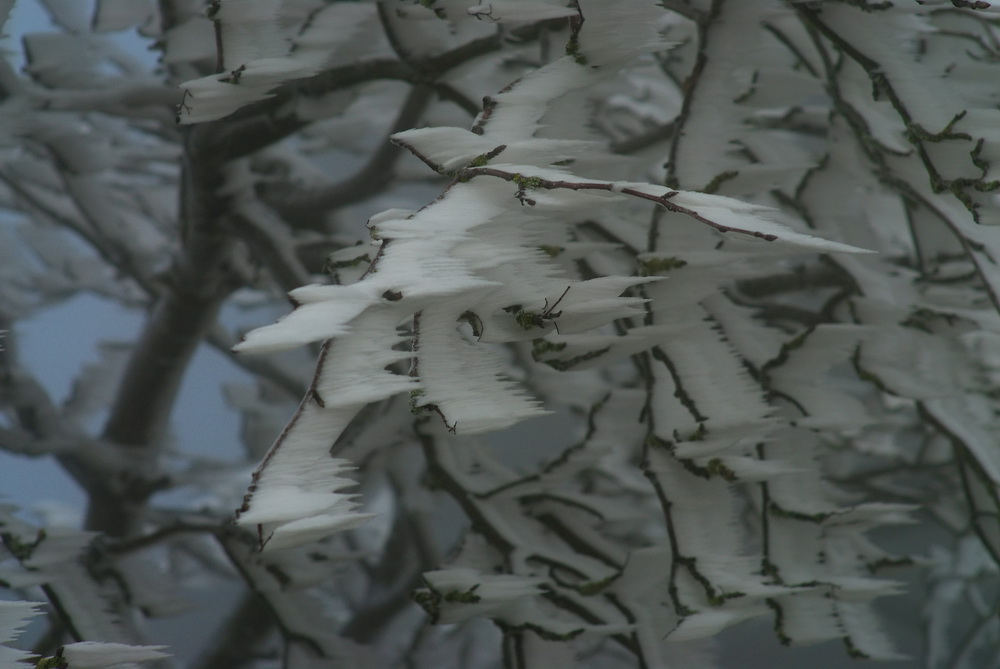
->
[261,84,436,228]
[90,140,242,537]
[196,25,502,164]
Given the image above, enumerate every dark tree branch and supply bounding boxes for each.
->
[191,592,275,669]
[188,59,414,163]
[455,165,784,242]
[89,134,242,537]
[261,84,435,229]
[190,25,501,161]
[664,0,725,189]
[231,201,313,290]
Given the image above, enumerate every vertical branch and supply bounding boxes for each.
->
[208,1,225,73]
[89,134,241,537]
[664,0,725,189]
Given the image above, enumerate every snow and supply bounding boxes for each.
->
[234,400,373,551]
[571,0,668,67]
[59,641,171,667]
[466,1,577,22]
[312,308,418,407]
[479,57,598,141]
[392,126,498,172]
[0,601,45,666]
[233,285,376,354]
[177,57,320,124]
[417,303,550,434]
[214,0,286,69]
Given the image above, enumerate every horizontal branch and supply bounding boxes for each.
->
[105,520,228,555]
[458,165,781,242]
[40,85,183,122]
[193,31,501,162]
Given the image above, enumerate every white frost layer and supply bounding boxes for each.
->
[392,127,594,172]
[237,402,360,525]
[313,308,418,408]
[0,600,44,642]
[546,276,657,334]
[423,568,547,624]
[573,0,668,66]
[178,58,319,124]
[467,1,577,22]
[234,399,373,551]
[233,285,376,354]
[294,2,374,66]
[417,304,549,433]
[669,608,766,642]
[236,307,419,549]
[479,57,597,141]
[59,641,171,667]
[0,600,45,666]
[631,186,875,254]
[258,511,374,552]
[214,0,286,69]
[392,126,498,173]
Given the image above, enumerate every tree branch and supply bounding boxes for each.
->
[192,30,500,162]
[456,165,783,242]
[89,137,242,537]
[261,84,436,228]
